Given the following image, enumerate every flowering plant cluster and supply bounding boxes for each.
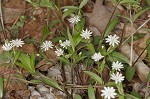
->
[1,0,149,99]
[2,39,24,51]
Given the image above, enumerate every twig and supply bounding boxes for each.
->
[0,0,7,40]
[132,43,149,67]
[122,17,150,45]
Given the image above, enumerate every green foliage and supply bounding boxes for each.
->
[79,0,88,9]
[119,0,140,5]
[41,25,50,42]
[49,19,59,29]
[67,27,75,52]
[146,0,150,5]
[125,94,139,99]
[0,51,12,64]
[130,91,142,99]
[133,7,150,22]
[147,71,150,82]
[16,53,35,74]
[125,66,135,81]
[126,33,146,43]
[88,85,96,99]
[0,76,3,99]
[40,75,62,91]
[26,0,54,8]
[84,71,103,85]
[75,94,82,99]
[87,43,95,54]
[103,18,119,37]
[39,0,54,8]
[11,16,27,37]
[116,83,124,95]
[109,51,130,64]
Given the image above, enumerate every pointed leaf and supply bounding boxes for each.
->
[75,94,82,99]
[88,85,96,99]
[0,76,3,98]
[79,0,88,9]
[84,71,103,84]
[125,66,135,81]
[104,18,119,37]
[41,76,62,91]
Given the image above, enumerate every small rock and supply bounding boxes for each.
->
[31,90,41,97]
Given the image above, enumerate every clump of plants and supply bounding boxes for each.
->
[0,0,150,99]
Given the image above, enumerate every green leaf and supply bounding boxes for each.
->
[116,83,124,95]
[88,85,96,99]
[67,27,75,52]
[26,0,39,7]
[74,94,82,99]
[87,43,95,53]
[125,94,139,99]
[42,25,50,42]
[74,18,85,45]
[57,57,69,64]
[131,91,142,99]
[126,33,146,43]
[19,54,31,68]
[16,53,35,74]
[30,52,35,72]
[40,0,54,8]
[52,37,66,42]
[61,6,79,10]
[116,14,132,22]
[49,19,59,29]
[146,0,150,5]
[133,7,150,22]
[125,66,135,81]
[16,62,32,73]
[110,51,130,64]
[0,76,3,98]
[41,75,62,90]
[104,18,119,37]
[0,51,12,63]
[62,10,74,19]
[119,0,139,4]
[13,51,21,63]
[79,0,88,9]
[30,80,42,84]
[84,71,103,84]
[147,97,150,99]
[147,71,150,82]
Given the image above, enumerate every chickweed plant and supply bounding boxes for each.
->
[0,0,150,99]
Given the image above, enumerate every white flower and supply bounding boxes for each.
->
[60,40,71,49]
[110,72,125,84]
[101,87,117,99]
[55,48,64,56]
[111,61,124,71]
[68,15,80,24]
[91,52,104,61]
[80,29,92,39]
[105,34,120,47]
[10,39,24,47]
[41,41,53,51]
[2,43,13,51]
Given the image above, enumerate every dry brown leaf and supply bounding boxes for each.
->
[120,44,150,82]
[87,0,113,35]
[3,0,25,24]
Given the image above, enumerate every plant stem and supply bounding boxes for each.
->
[0,0,7,40]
